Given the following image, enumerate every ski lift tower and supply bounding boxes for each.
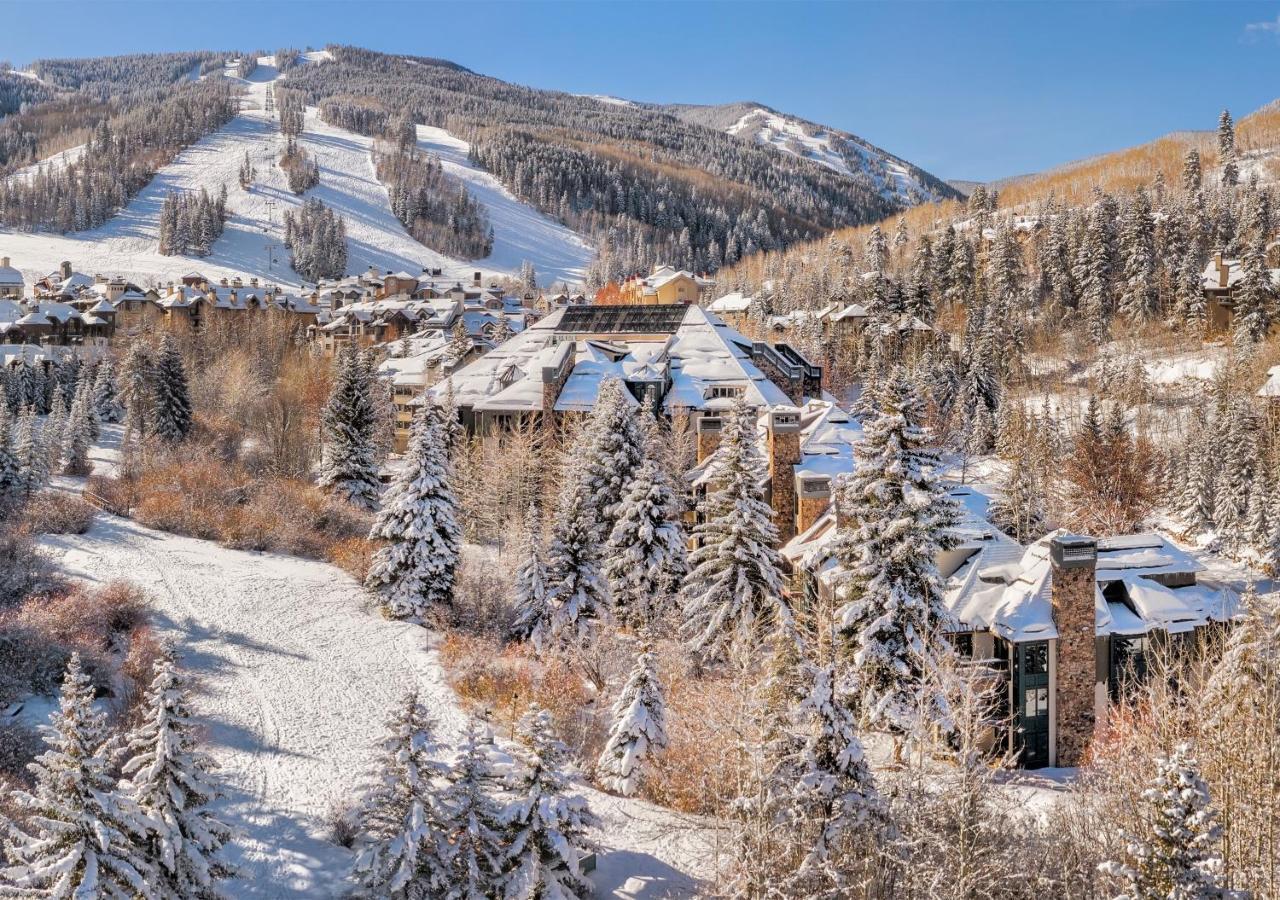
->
[263,198,278,275]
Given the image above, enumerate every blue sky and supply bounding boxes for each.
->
[5,1,1280,182]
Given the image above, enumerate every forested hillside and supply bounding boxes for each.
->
[282,45,949,283]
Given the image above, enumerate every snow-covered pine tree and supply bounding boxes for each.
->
[988,450,1046,544]
[351,692,452,898]
[1,653,154,896]
[121,341,155,441]
[121,652,234,899]
[61,378,94,476]
[45,390,67,471]
[366,402,461,620]
[318,342,380,510]
[1100,743,1234,900]
[510,503,553,651]
[602,457,687,629]
[438,720,505,899]
[15,404,48,497]
[76,368,101,442]
[92,358,122,425]
[0,402,23,515]
[580,378,647,543]
[499,705,598,900]
[152,334,193,443]
[1182,148,1202,192]
[681,399,791,664]
[595,645,668,797]
[776,659,886,895]
[834,368,960,747]
[1119,188,1158,324]
[1219,108,1238,188]
[543,473,611,650]
[1233,233,1272,346]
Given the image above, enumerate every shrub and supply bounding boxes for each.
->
[326,798,360,848]
[327,536,378,581]
[22,491,96,535]
[0,529,59,609]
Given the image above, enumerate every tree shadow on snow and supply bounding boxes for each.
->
[590,849,701,900]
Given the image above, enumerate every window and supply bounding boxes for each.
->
[709,385,744,399]
[949,632,974,658]
[1110,635,1152,700]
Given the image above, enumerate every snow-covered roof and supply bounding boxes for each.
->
[708,292,753,313]
[1259,364,1280,399]
[0,263,22,286]
[431,305,810,415]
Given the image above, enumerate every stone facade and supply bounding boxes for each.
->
[696,416,723,463]
[796,481,831,535]
[767,412,802,543]
[1049,537,1098,766]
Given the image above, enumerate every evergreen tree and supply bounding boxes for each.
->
[1100,743,1234,900]
[351,693,452,898]
[152,335,193,443]
[61,377,95,476]
[15,404,47,498]
[93,356,124,424]
[1,653,154,896]
[0,402,22,515]
[510,503,552,651]
[776,659,886,895]
[1119,189,1158,323]
[602,457,687,629]
[1219,109,1238,188]
[318,342,381,510]
[1182,148,1202,193]
[1234,233,1272,345]
[681,400,791,664]
[121,341,156,441]
[366,402,461,620]
[45,390,67,472]
[988,451,1047,544]
[543,473,611,650]
[499,706,598,900]
[595,646,668,797]
[121,653,234,899]
[438,721,505,900]
[834,369,959,743]
[580,378,647,543]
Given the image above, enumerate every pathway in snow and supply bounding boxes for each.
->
[2,55,593,290]
[38,428,709,897]
[40,514,465,895]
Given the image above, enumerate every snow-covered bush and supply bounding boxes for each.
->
[22,490,96,535]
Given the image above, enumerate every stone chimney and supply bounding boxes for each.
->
[59,261,72,280]
[1214,250,1229,288]
[539,341,575,427]
[766,409,803,543]
[473,271,482,286]
[796,475,831,535]
[0,257,8,269]
[695,415,723,463]
[1049,534,1098,767]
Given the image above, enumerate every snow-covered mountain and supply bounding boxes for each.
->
[661,101,961,206]
[0,53,593,289]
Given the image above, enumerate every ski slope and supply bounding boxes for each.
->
[1,56,593,289]
[726,106,935,205]
[416,125,593,284]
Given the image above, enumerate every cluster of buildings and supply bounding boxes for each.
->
[0,255,1245,770]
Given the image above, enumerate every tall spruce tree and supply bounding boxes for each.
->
[366,402,461,620]
[152,334,193,443]
[93,356,124,424]
[681,399,791,664]
[595,645,668,797]
[543,472,611,650]
[1100,743,1233,899]
[602,457,687,629]
[511,503,553,651]
[438,721,505,900]
[351,692,452,898]
[499,706,598,900]
[580,378,647,543]
[318,342,381,510]
[121,653,234,899]
[1,653,154,896]
[834,369,959,745]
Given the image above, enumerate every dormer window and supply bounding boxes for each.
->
[708,385,744,400]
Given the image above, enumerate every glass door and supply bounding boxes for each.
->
[1013,641,1050,768]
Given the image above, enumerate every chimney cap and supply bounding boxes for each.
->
[1050,534,1097,569]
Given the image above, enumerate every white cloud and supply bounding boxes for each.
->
[1245,14,1280,41]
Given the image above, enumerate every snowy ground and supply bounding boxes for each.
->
[2,56,593,290]
[35,428,707,898]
